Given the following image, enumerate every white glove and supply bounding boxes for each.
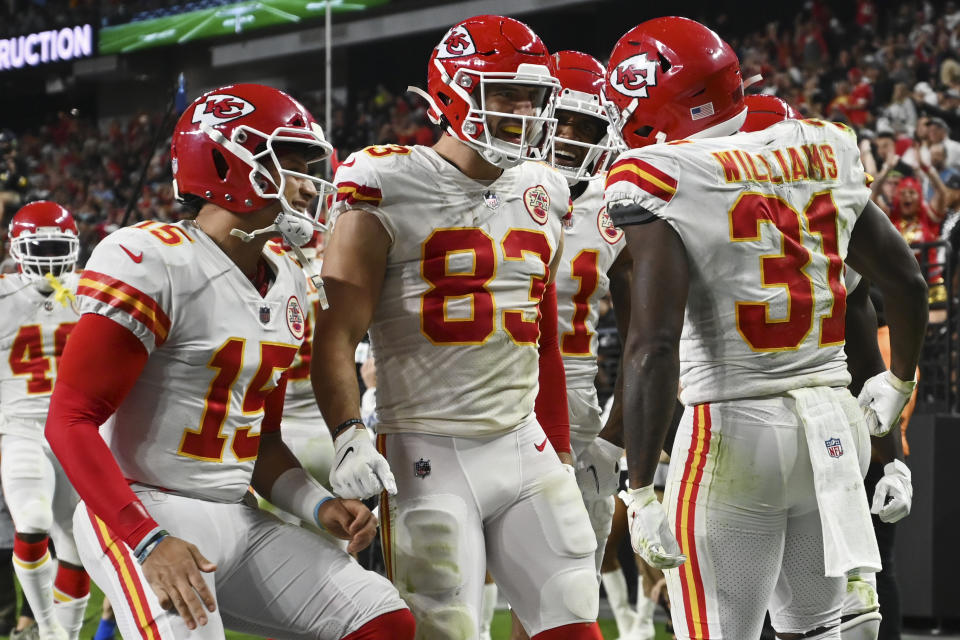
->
[575,437,623,499]
[871,459,912,523]
[857,370,916,437]
[329,426,397,499]
[619,485,686,570]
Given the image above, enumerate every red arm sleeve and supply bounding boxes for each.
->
[535,282,570,454]
[45,314,159,549]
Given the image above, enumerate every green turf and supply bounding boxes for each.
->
[1,582,672,639]
[98,0,391,54]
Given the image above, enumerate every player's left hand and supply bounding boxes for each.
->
[317,498,379,553]
[858,370,916,437]
[620,485,686,570]
[575,436,623,499]
[871,459,912,523]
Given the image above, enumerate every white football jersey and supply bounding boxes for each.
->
[330,145,569,437]
[605,119,871,405]
[0,272,81,433]
[556,178,625,388]
[79,220,308,502]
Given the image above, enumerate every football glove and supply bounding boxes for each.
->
[857,370,916,437]
[575,436,623,499]
[329,426,397,499]
[619,485,686,570]
[870,459,912,523]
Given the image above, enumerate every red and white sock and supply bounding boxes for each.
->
[53,565,90,640]
[13,536,58,633]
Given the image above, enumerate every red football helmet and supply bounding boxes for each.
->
[551,50,621,183]
[603,17,746,149]
[412,15,560,168]
[9,201,79,282]
[171,83,334,230]
[740,94,800,132]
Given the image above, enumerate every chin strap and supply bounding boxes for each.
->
[44,273,77,307]
[229,215,329,310]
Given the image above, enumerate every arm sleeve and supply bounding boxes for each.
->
[45,313,158,548]
[535,282,570,454]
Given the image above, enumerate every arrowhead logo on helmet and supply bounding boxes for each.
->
[191,94,256,127]
[437,25,476,59]
[610,53,659,98]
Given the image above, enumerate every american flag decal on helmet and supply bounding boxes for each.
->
[690,102,715,120]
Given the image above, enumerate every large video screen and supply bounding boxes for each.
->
[99,0,390,54]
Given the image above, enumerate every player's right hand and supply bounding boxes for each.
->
[141,536,217,630]
[575,436,623,499]
[330,425,397,499]
[317,498,379,553]
[619,485,686,570]
[857,370,916,437]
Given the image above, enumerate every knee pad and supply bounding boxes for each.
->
[839,613,881,640]
[841,575,879,617]
[12,497,53,534]
[413,605,475,640]
[534,468,597,558]
[395,495,467,598]
[540,567,599,623]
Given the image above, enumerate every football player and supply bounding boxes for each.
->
[550,48,637,636]
[604,17,927,640]
[741,92,914,640]
[312,15,602,640]
[0,201,88,640]
[45,84,414,639]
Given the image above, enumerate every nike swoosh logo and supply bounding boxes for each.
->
[336,446,355,469]
[587,465,599,493]
[534,438,548,452]
[120,244,143,263]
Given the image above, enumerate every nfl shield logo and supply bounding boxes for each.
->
[414,458,431,479]
[825,437,844,458]
[259,305,271,324]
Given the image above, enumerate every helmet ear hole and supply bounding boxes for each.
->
[634,125,654,138]
[437,91,453,107]
[212,149,230,181]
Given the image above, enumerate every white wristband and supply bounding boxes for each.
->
[885,370,917,395]
[269,467,335,529]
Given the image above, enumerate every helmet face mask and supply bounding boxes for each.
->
[419,16,561,169]
[172,84,335,242]
[550,50,623,183]
[9,201,79,285]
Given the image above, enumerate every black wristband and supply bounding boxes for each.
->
[332,418,364,439]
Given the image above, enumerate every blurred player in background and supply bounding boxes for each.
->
[45,83,413,640]
[261,232,338,532]
[0,201,88,640]
[313,15,602,640]
[603,17,927,640]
